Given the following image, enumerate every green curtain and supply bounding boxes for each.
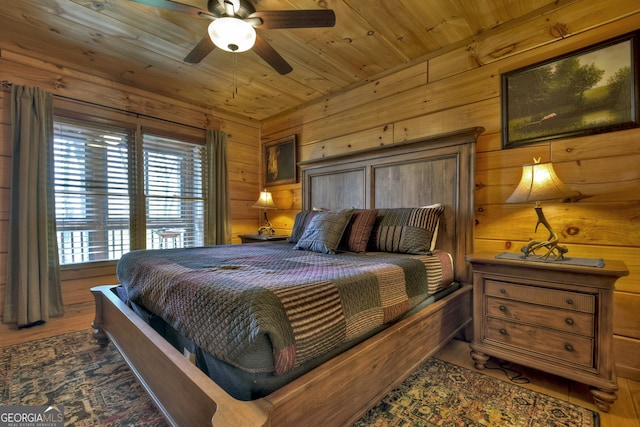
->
[3,85,64,326]
[206,130,232,245]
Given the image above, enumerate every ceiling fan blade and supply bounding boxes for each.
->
[184,35,215,63]
[249,10,336,29]
[252,34,293,75]
[129,0,215,19]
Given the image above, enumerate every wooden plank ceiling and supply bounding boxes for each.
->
[0,0,559,121]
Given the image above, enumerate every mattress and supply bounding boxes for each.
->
[117,241,455,378]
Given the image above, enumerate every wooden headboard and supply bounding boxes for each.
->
[300,127,483,284]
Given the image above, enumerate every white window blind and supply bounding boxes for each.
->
[143,134,205,249]
[53,119,131,264]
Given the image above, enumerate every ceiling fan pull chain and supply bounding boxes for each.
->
[233,53,238,99]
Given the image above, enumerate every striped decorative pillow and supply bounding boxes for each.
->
[369,205,445,254]
[339,209,378,253]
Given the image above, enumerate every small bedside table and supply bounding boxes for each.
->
[466,252,628,412]
[239,233,289,244]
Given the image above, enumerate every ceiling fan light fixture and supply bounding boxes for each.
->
[208,17,256,52]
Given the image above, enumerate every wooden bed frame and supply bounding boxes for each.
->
[91,127,483,427]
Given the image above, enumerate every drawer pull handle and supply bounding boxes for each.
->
[500,288,506,294]
[565,318,574,325]
[499,328,507,335]
[566,298,574,305]
[499,305,507,312]
[564,344,574,352]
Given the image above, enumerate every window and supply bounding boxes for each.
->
[143,134,205,249]
[53,116,207,265]
[53,119,131,264]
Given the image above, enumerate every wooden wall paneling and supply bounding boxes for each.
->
[614,292,640,339]
[268,185,302,211]
[227,139,259,166]
[60,264,121,282]
[394,99,499,144]
[475,132,503,153]
[269,64,498,148]
[559,158,640,203]
[299,125,394,162]
[225,120,262,144]
[301,85,430,145]
[262,62,429,137]
[614,336,640,381]
[475,144,550,172]
[62,276,119,306]
[0,50,254,129]
[227,161,258,191]
[474,202,639,247]
[551,128,640,161]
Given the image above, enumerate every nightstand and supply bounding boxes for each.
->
[466,253,628,412]
[239,233,289,244]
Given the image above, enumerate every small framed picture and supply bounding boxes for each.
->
[502,31,639,148]
[263,135,297,185]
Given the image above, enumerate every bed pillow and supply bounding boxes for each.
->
[339,209,378,253]
[288,210,317,243]
[294,209,354,254]
[369,204,445,254]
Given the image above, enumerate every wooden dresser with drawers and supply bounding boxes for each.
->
[466,253,628,412]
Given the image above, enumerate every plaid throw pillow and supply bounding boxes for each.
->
[294,210,354,254]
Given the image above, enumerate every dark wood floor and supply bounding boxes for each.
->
[2,305,639,427]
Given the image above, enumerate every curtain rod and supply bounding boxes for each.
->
[53,93,208,132]
[1,80,215,133]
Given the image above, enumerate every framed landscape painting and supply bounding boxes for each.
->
[502,31,639,148]
[263,135,297,185]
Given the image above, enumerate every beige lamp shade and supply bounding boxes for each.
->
[252,189,277,209]
[507,159,576,203]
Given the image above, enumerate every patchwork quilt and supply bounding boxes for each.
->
[117,242,454,375]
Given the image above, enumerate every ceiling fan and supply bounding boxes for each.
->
[130,0,336,75]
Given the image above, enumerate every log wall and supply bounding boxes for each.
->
[260,0,640,380]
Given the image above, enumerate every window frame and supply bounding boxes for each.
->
[52,101,207,271]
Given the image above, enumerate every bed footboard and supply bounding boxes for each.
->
[91,283,471,427]
[91,285,272,427]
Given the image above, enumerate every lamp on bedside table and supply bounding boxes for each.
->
[507,158,577,261]
[252,189,277,235]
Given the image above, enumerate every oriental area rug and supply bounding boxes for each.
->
[0,329,599,427]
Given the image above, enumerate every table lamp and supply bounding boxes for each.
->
[506,158,577,260]
[252,189,277,235]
